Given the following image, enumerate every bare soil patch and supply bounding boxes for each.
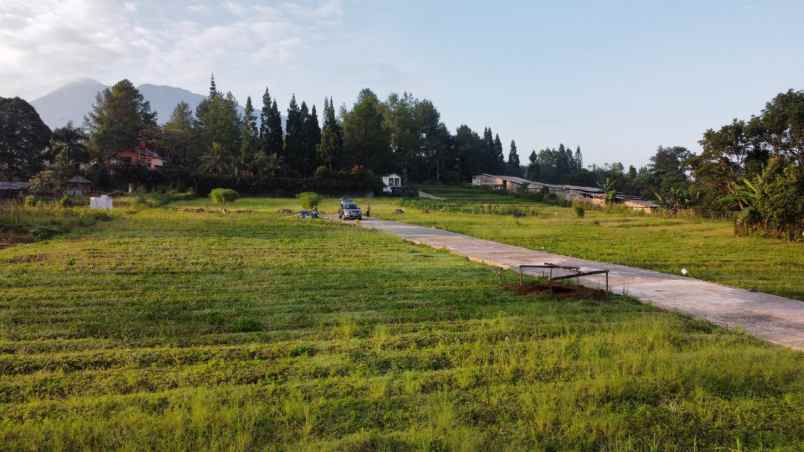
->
[504,282,609,300]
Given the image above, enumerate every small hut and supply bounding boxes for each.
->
[65,176,94,196]
[0,181,29,199]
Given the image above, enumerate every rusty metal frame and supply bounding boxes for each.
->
[518,263,610,293]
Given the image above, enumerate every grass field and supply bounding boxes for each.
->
[368,186,804,301]
[1,197,802,450]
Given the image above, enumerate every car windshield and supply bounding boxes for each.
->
[344,203,358,209]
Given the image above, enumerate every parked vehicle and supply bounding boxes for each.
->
[338,198,362,220]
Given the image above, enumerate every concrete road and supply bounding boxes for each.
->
[350,217,804,350]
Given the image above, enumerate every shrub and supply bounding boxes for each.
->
[298,192,321,209]
[24,195,39,207]
[30,225,63,241]
[314,166,331,179]
[210,188,239,205]
[574,206,585,218]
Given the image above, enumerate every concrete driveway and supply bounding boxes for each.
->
[351,218,804,350]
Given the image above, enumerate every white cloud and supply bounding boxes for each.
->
[0,0,344,100]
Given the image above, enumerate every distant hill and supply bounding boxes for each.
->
[31,79,107,129]
[31,79,210,129]
[137,84,207,124]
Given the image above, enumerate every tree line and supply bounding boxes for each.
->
[2,79,801,237]
[1,76,518,193]
[520,90,802,238]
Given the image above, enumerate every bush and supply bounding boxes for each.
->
[24,195,40,207]
[210,188,239,205]
[298,192,321,209]
[574,206,585,218]
[314,166,332,179]
[30,225,63,241]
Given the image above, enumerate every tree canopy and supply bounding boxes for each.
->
[85,79,157,162]
[0,97,52,180]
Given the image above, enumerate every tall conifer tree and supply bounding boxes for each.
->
[319,98,343,170]
[508,140,520,176]
[493,133,505,172]
[268,100,283,157]
[259,87,273,155]
[238,96,258,178]
[285,95,304,175]
[303,104,322,174]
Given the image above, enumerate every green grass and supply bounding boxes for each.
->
[0,201,115,245]
[0,197,802,450]
[368,187,804,301]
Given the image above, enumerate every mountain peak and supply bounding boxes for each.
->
[32,80,207,128]
[66,77,105,86]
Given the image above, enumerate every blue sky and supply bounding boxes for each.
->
[1,0,802,167]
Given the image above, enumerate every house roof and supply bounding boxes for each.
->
[562,184,604,193]
[475,173,604,194]
[528,180,602,193]
[0,181,29,190]
[115,148,164,160]
[474,174,531,185]
[500,176,533,185]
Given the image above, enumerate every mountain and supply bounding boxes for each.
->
[31,78,107,129]
[31,79,210,129]
[137,84,207,124]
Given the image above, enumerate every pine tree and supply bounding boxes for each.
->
[284,95,304,175]
[238,96,259,179]
[209,74,218,98]
[303,104,322,175]
[258,87,273,154]
[319,98,343,171]
[508,140,520,176]
[268,100,283,157]
[196,88,241,178]
[300,101,311,175]
[161,102,197,171]
[482,128,495,172]
[493,134,505,173]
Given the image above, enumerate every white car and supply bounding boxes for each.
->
[338,198,362,220]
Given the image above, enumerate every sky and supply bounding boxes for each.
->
[1,0,802,167]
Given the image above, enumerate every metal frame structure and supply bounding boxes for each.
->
[517,263,610,293]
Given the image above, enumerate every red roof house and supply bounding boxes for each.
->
[111,145,165,170]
